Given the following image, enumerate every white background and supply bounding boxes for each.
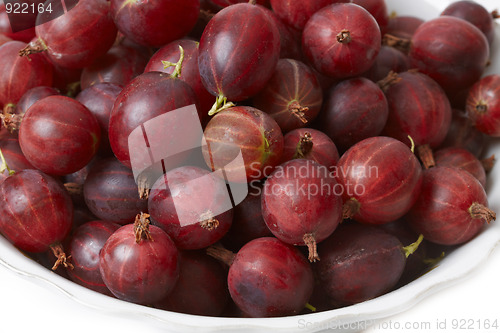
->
[1,0,500,332]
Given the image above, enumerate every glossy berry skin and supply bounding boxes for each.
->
[19,96,101,175]
[408,16,489,94]
[352,0,389,34]
[148,166,233,250]
[0,34,11,46]
[99,223,179,304]
[15,86,60,115]
[253,59,323,132]
[315,223,405,306]
[155,250,229,316]
[0,41,53,108]
[0,133,34,184]
[64,158,97,208]
[198,3,281,102]
[49,62,84,95]
[466,75,500,137]
[110,0,199,48]
[434,147,486,188]
[76,83,122,155]
[379,219,428,287]
[145,39,213,119]
[63,158,97,187]
[261,159,343,261]
[406,167,492,245]
[321,77,388,152]
[109,72,199,168]
[441,0,496,45]
[440,109,485,157]
[228,237,314,318]
[269,0,350,31]
[80,45,148,91]
[382,71,452,148]
[72,206,98,229]
[281,128,339,168]
[116,35,153,59]
[386,15,424,39]
[363,46,410,83]
[34,0,117,69]
[0,169,73,253]
[222,187,273,251]
[336,137,423,225]
[202,106,284,182]
[186,0,222,41]
[67,220,120,296]
[266,9,302,60]
[212,0,268,7]
[84,158,148,225]
[302,3,381,79]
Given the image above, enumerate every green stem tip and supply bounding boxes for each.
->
[208,94,235,116]
[162,45,185,79]
[403,234,424,258]
[305,303,316,312]
[0,148,15,176]
[408,135,415,154]
[423,252,445,266]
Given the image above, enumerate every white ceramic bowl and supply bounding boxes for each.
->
[1,1,499,332]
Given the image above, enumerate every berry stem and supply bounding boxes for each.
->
[492,10,499,19]
[208,94,235,116]
[65,81,81,98]
[336,29,351,44]
[19,38,48,57]
[162,45,185,79]
[200,9,215,21]
[469,202,496,224]
[64,182,83,196]
[407,135,416,154]
[288,100,309,124]
[1,104,22,132]
[2,103,15,116]
[303,233,320,262]
[342,198,361,220]
[206,244,236,266]
[200,212,220,231]
[134,213,154,243]
[382,34,411,53]
[416,144,435,169]
[0,113,22,132]
[293,132,313,159]
[423,251,445,266]
[475,101,488,113]
[50,243,73,271]
[402,234,424,258]
[137,173,151,200]
[377,71,401,92]
[481,154,496,173]
[0,148,15,176]
[305,303,317,312]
